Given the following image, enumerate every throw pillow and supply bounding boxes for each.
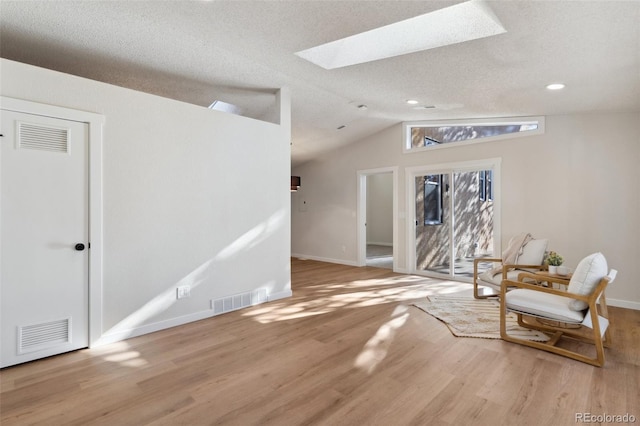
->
[567,252,608,311]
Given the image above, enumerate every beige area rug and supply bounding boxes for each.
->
[413,295,549,341]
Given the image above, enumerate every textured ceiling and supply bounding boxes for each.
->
[1,1,639,167]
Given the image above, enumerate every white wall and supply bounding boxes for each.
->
[366,173,393,246]
[292,112,640,308]
[1,59,292,344]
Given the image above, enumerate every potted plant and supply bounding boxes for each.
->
[545,251,564,274]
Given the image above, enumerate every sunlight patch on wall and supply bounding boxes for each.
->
[97,209,286,344]
[216,209,286,261]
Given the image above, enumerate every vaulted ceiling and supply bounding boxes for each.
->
[1,1,638,167]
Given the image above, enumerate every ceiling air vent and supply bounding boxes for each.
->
[18,122,69,153]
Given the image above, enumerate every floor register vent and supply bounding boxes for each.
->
[211,289,268,315]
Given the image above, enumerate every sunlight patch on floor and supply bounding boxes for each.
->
[89,340,149,368]
[355,305,409,374]
[103,350,147,368]
[243,276,474,324]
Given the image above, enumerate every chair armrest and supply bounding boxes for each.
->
[501,278,590,301]
[502,264,546,280]
[503,264,546,271]
[473,258,502,266]
[514,271,570,287]
[473,258,502,282]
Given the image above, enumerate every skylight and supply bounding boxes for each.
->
[208,100,244,116]
[295,0,506,70]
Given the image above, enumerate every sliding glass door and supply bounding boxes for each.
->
[410,160,499,280]
[415,173,450,275]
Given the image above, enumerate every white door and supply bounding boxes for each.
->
[1,109,89,368]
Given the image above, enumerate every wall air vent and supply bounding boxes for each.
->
[18,318,71,354]
[211,289,269,315]
[18,122,69,153]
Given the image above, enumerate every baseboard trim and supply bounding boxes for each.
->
[367,242,393,247]
[93,309,216,347]
[93,289,294,347]
[292,255,408,275]
[290,259,639,310]
[608,298,640,311]
[269,289,293,301]
[292,253,358,267]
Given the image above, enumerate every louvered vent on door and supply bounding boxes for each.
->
[18,122,69,153]
[18,318,71,354]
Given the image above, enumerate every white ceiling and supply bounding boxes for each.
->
[1,1,639,167]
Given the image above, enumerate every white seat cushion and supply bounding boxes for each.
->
[478,269,521,289]
[506,289,585,323]
[567,253,608,311]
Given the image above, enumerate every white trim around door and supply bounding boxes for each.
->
[1,96,104,348]
[357,166,399,271]
[405,158,502,280]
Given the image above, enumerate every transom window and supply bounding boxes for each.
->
[403,117,544,153]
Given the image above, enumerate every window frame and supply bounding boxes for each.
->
[402,116,545,154]
[479,170,493,202]
[423,174,444,226]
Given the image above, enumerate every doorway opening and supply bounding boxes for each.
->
[357,167,398,271]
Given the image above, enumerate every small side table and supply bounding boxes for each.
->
[517,270,572,287]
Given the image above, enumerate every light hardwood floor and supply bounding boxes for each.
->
[2,259,639,425]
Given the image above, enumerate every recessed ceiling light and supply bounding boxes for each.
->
[546,83,566,90]
[295,0,506,70]
[406,100,420,105]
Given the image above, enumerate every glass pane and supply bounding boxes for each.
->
[424,175,443,225]
[409,122,538,149]
[415,174,450,274]
[452,171,494,277]
[415,169,495,278]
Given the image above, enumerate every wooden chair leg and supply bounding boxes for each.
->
[598,294,613,348]
[500,304,608,367]
[499,269,615,367]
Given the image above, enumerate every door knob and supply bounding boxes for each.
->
[75,243,85,251]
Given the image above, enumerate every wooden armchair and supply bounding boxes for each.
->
[499,252,615,367]
[474,234,548,299]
